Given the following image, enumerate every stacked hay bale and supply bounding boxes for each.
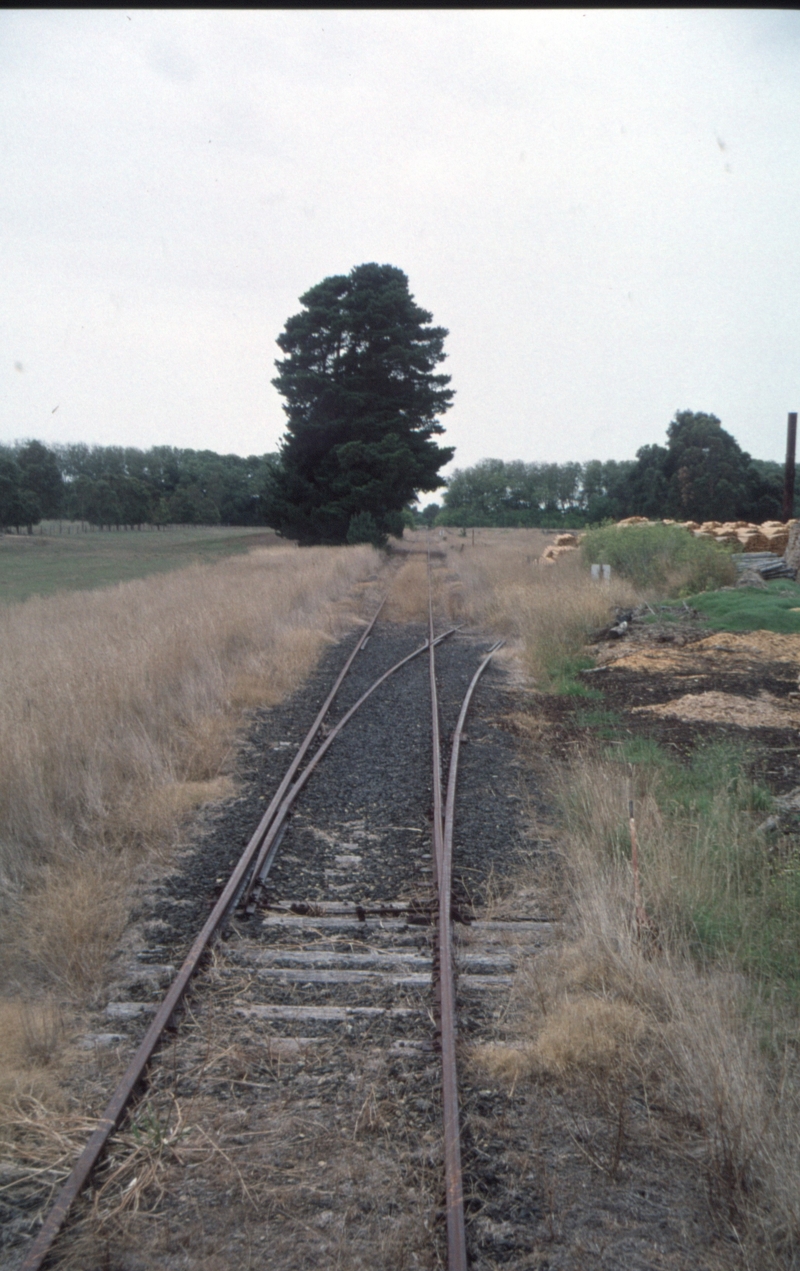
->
[762,522,791,554]
[734,525,770,551]
[542,543,577,563]
[712,526,741,545]
[611,516,797,557]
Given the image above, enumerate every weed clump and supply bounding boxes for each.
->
[581,522,736,594]
[556,739,792,984]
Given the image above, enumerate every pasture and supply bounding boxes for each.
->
[0,524,279,605]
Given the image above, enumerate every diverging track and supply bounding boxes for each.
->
[18,573,547,1270]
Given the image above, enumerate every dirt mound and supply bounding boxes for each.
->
[634,690,800,729]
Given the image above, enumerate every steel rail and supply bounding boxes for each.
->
[438,641,504,1271]
[426,540,465,1270]
[427,531,505,1271]
[427,544,445,893]
[440,640,504,1271]
[19,612,460,1271]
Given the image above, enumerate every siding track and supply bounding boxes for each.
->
[18,565,524,1271]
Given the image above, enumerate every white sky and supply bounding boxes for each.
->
[2,9,799,473]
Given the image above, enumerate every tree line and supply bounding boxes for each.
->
[435,413,785,527]
[1,263,786,540]
[0,440,278,532]
[1,412,785,537]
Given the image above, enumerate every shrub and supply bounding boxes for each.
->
[346,511,386,547]
[581,523,736,594]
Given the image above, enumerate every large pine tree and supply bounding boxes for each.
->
[267,263,455,545]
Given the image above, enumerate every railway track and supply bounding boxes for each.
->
[17,560,545,1270]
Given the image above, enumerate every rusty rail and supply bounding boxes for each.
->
[19,608,460,1271]
[428,540,504,1271]
[438,643,503,1271]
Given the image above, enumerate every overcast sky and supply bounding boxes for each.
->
[2,9,799,474]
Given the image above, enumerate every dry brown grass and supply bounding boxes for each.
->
[0,543,380,1009]
[383,546,468,626]
[419,527,800,1258]
[402,528,637,685]
[473,748,800,1262]
[382,552,431,622]
[0,540,386,1240]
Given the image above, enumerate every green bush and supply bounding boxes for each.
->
[346,511,386,547]
[581,522,736,594]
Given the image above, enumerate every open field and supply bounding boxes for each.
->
[0,525,279,605]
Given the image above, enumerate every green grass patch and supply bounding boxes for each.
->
[593,738,798,988]
[687,577,800,633]
[0,525,279,604]
[546,655,603,697]
[581,522,736,594]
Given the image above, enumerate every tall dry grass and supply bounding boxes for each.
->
[432,526,800,1259]
[515,799,800,1261]
[0,543,381,999]
[404,528,637,685]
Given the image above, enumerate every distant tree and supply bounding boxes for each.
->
[84,480,120,529]
[749,458,787,518]
[18,488,42,534]
[581,459,637,521]
[116,477,152,527]
[618,412,780,522]
[419,502,440,526]
[664,411,760,521]
[439,458,591,526]
[166,482,221,525]
[620,443,672,519]
[442,459,510,524]
[16,440,63,517]
[268,263,454,545]
[0,455,25,531]
[54,443,279,527]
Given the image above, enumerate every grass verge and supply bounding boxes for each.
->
[429,531,638,690]
[434,527,800,1262]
